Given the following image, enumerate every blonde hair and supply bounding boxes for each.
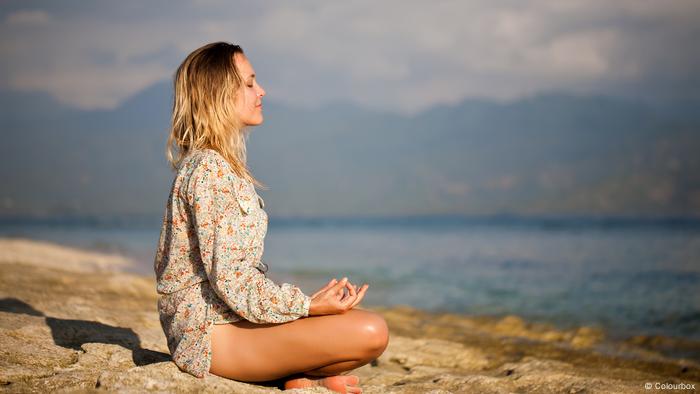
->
[166,42,263,188]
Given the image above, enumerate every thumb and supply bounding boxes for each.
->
[330,277,349,296]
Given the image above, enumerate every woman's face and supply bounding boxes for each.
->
[233,53,266,126]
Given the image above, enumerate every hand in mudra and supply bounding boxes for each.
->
[308,277,368,316]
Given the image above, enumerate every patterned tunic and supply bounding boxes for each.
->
[154,148,311,378]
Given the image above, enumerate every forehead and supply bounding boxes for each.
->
[234,53,254,77]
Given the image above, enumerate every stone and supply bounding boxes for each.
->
[1,238,699,393]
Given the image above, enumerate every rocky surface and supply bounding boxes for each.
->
[1,238,699,393]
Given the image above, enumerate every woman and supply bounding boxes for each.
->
[154,42,389,393]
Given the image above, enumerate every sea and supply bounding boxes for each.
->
[2,215,699,345]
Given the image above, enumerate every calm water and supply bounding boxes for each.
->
[2,217,699,343]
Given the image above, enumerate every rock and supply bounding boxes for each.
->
[1,238,699,393]
[0,238,132,273]
[95,359,271,393]
[383,336,491,372]
[0,315,79,384]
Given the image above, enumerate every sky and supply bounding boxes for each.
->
[1,0,700,115]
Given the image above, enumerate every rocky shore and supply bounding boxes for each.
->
[1,238,698,393]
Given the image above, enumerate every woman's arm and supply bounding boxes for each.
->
[186,155,310,324]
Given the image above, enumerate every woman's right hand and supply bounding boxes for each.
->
[308,277,368,316]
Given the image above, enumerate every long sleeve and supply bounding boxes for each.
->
[184,154,311,324]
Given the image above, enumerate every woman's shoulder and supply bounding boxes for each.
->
[179,148,232,175]
[178,148,246,192]
[175,149,259,211]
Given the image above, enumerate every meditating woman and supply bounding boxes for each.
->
[154,42,389,393]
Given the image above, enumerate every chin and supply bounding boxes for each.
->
[243,116,264,127]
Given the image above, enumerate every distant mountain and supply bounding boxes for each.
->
[1,82,699,219]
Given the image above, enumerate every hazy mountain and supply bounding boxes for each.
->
[1,82,699,220]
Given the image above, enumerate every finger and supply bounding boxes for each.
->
[339,281,356,302]
[340,292,358,309]
[337,285,348,301]
[348,285,367,309]
[340,287,359,308]
[346,281,356,298]
[330,277,348,297]
[349,284,368,309]
[332,277,348,291]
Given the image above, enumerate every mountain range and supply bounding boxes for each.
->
[1,82,699,220]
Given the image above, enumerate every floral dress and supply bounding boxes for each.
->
[154,148,311,378]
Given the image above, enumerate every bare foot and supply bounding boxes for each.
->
[284,374,361,393]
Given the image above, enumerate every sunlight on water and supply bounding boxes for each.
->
[2,218,699,342]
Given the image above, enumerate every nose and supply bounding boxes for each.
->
[258,85,266,97]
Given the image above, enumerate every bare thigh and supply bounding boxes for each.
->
[210,308,389,382]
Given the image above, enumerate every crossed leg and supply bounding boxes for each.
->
[209,308,389,390]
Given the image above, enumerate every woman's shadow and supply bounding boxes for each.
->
[0,297,170,366]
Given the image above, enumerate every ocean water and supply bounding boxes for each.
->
[2,216,699,343]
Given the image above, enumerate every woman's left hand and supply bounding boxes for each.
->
[311,278,368,309]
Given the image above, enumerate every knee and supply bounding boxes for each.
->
[356,311,389,359]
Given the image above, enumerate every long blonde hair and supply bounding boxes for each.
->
[166,42,263,188]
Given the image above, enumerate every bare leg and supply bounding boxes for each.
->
[209,308,389,390]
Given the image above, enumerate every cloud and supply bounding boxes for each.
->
[0,1,698,113]
[11,62,170,109]
[4,9,51,26]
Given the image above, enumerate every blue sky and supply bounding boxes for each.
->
[1,0,699,115]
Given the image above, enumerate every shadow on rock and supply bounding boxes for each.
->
[0,297,170,366]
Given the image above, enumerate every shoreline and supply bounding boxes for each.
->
[389,306,700,365]
[1,237,699,392]
[5,235,699,349]
[2,224,698,347]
